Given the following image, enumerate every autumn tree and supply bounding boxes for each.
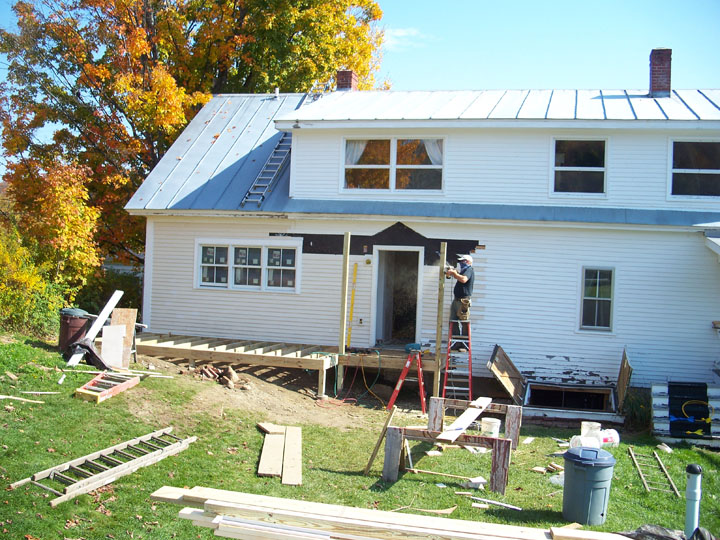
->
[0,0,383,296]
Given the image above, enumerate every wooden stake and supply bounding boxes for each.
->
[364,405,396,475]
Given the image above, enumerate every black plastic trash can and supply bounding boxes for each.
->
[562,446,616,525]
[58,308,90,355]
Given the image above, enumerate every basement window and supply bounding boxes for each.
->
[344,138,443,190]
[527,383,613,411]
[671,141,720,196]
[197,238,301,292]
[554,139,606,194]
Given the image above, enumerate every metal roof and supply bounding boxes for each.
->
[274,89,720,124]
[125,93,305,211]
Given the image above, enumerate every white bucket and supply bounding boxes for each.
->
[580,421,602,437]
[598,428,620,447]
[569,435,601,448]
[480,417,501,438]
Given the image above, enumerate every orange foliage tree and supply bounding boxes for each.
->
[0,0,383,294]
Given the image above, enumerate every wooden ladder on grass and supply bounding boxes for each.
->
[10,427,196,506]
[627,447,680,497]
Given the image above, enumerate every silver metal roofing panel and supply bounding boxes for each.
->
[575,90,606,120]
[699,90,720,113]
[600,90,636,120]
[428,91,481,119]
[626,91,667,120]
[459,90,505,119]
[489,90,529,119]
[545,90,576,120]
[125,94,304,211]
[517,89,552,119]
[656,94,699,120]
[675,90,720,120]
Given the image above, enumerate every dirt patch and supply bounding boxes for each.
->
[129,355,425,431]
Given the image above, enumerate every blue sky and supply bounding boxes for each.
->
[1,0,719,175]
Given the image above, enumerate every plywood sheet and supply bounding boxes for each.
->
[101,325,126,368]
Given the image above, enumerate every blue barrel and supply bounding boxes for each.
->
[562,446,616,525]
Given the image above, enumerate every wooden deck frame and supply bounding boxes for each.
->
[381,425,512,494]
[136,333,337,398]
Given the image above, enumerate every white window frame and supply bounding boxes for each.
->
[578,266,614,332]
[550,137,608,198]
[195,237,303,293]
[667,138,720,200]
[341,137,445,192]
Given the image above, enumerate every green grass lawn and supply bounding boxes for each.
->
[1,334,718,539]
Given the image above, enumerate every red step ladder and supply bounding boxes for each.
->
[442,318,473,401]
[387,346,427,414]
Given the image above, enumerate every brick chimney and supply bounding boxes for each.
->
[649,48,671,97]
[336,70,358,91]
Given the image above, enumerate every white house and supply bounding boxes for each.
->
[126,50,720,414]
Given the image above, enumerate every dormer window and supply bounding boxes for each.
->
[344,138,443,190]
[554,139,606,194]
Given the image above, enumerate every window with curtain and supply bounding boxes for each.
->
[344,138,443,190]
[554,140,605,194]
[581,268,613,331]
[671,141,720,196]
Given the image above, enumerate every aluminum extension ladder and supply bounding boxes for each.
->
[442,318,473,401]
[240,132,292,207]
[386,345,427,414]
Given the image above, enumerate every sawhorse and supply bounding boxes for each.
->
[387,345,426,414]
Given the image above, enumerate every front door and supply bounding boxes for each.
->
[373,247,423,347]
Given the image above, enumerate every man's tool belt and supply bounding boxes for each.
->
[456,298,471,321]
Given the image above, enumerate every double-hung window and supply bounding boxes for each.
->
[198,240,301,292]
[554,140,606,194]
[671,141,720,196]
[580,268,613,331]
[344,138,443,190]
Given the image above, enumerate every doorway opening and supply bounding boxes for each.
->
[375,249,420,348]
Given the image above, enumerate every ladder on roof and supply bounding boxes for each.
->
[442,318,473,401]
[10,427,196,507]
[240,132,292,208]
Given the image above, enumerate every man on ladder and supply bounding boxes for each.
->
[443,254,475,400]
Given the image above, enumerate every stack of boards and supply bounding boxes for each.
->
[257,422,302,486]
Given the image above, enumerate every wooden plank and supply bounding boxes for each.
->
[281,427,302,486]
[67,290,123,366]
[257,430,286,477]
[504,405,522,449]
[434,241,448,397]
[152,486,551,540]
[364,406,397,475]
[487,345,526,405]
[337,232,351,390]
[436,397,492,442]
[550,527,629,540]
[381,426,404,483]
[489,438,511,495]
[257,422,286,435]
[616,348,633,411]
[110,308,137,367]
[427,396,444,431]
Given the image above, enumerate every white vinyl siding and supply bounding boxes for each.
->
[289,129,720,211]
[147,217,720,388]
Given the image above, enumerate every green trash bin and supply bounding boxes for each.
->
[562,446,616,525]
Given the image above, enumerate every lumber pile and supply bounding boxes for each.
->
[151,485,554,540]
[257,423,302,485]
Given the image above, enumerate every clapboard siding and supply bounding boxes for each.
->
[146,217,720,387]
[289,129,720,211]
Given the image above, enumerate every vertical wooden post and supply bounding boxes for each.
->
[504,405,522,449]
[433,242,448,397]
[427,396,445,431]
[381,426,404,483]
[489,438,512,495]
[337,232,351,391]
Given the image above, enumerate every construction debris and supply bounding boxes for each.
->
[470,496,522,511]
[5,371,18,381]
[0,395,44,404]
[12,427,195,506]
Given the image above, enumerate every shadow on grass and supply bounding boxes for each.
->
[22,337,61,355]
